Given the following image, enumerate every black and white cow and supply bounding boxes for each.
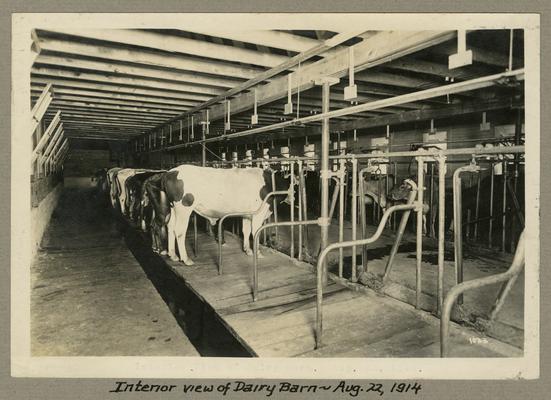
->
[107,167,123,208]
[162,165,273,265]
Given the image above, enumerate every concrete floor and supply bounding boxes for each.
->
[31,187,200,356]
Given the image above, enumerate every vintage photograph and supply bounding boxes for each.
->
[12,13,540,379]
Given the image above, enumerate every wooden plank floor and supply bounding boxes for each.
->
[160,230,522,358]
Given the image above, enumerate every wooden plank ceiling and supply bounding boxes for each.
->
[31,29,524,144]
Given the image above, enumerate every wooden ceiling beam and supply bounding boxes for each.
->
[42,29,289,68]
[54,114,160,126]
[36,37,265,80]
[185,30,322,53]
[166,30,456,127]
[60,119,154,129]
[65,134,131,141]
[35,93,191,112]
[44,104,178,120]
[384,57,495,80]
[31,86,201,108]
[179,31,366,116]
[31,78,208,103]
[64,126,141,134]
[354,70,438,89]
[47,99,182,115]
[31,66,224,97]
[45,109,168,123]
[434,42,523,68]
[34,54,244,89]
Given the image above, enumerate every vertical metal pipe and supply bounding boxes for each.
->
[344,164,350,220]
[392,161,398,231]
[358,170,367,274]
[338,160,345,277]
[429,163,435,238]
[271,170,279,242]
[253,232,259,301]
[351,158,358,283]
[474,173,481,241]
[489,161,495,248]
[385,172,391,229]
[298,161,303,261]
[377,177,382,223]
[502,162,507,252]
[300,168,309,243]
[437,156,446,316]
[416,158,424,309]
[453,167,471,305]
[510,109,522,252]
[372,178,376,224]
[320,80,331,287]
[290,161,295,259]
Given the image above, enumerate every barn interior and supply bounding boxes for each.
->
[30,28,526,358]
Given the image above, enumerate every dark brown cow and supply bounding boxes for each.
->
[141,172,171,255]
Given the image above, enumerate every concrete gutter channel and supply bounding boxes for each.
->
[120,217,252,357]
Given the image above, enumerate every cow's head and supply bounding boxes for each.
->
[388,178,417,202]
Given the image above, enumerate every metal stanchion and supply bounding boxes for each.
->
[338,159,346,277]
[297,161,303,261]
[290,161,295,259]
[453,163,481,305]
[437,155,446,315]
[501,162,507,252]
[416,157,425,309]
[489,161,495,248]
[351,158,358,283]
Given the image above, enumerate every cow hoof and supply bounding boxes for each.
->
[169,254,179,262]
[257,252,265,259]
[182,258,195,266]
[160,250,167,256]
[244,249,253,256]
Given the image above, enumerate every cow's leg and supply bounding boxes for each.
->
[423,214,427,236]
[168,208,178,261]
[252,209,270,259]
[173,205,194,266]
[242,217,253,256]
[159,223,168,256]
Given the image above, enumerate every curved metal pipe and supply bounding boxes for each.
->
[315,202,419,348]
[440,230,525,357]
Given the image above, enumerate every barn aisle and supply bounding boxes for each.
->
[31,186,200,356]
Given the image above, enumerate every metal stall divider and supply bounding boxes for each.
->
[441,230,525,357]
[453,161,482,305]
